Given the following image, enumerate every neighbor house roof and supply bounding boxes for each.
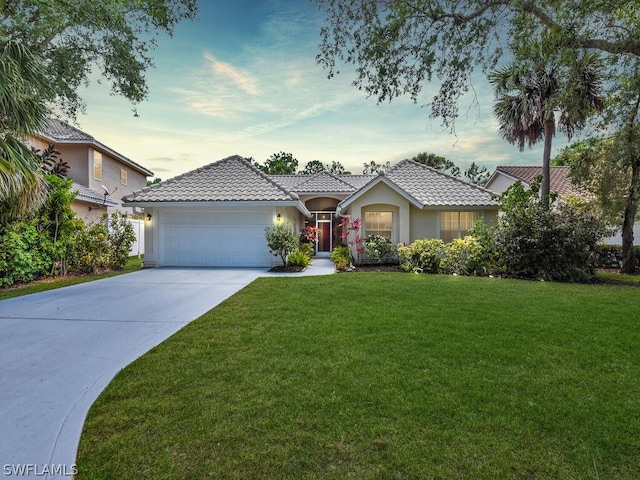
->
[122,155,309,214]
[339,160,498,210]
[72,182,118,207]
[489,166,578,195]
[37,118,153,177]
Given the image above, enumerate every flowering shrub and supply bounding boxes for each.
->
[363,234,395,263]
[301,225,319,243]
[337,215,364,263]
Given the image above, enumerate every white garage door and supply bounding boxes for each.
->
[159,208,275,267]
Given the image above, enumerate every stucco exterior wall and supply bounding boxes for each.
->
[485,173,516,194]
[409,208,439,241]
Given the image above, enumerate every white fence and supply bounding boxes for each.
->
[128,219,145,257]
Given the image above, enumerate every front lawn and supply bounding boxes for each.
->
[76,274,640,479]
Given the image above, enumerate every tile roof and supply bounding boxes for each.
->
[495,166,578,195]
[123,155,301,203]
[37,118,153,176]
[384,160,498,207]
[72,182,118,207]
[273,172,357,194]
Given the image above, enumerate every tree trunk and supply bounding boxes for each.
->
[620,156,639,274]
[541,119,554,209]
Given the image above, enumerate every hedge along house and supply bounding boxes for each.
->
[123,155,499,268]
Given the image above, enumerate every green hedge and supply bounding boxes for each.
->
[595,245,640,269]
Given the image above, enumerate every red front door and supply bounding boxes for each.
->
[318,221,331,253]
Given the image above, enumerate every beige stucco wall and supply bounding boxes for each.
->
[485,173,516,194]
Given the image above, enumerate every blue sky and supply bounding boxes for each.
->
[76,0,567,180]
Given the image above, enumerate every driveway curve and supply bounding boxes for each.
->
[0,267,264,479]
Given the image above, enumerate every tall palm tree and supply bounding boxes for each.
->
[0,39,53,221]
[489,40,604,208]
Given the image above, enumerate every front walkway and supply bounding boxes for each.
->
[260,257,335,277]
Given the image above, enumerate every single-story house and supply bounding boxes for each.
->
[485,165,640,245]
[123,155,499,267]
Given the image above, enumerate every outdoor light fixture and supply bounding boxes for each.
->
[146,213,152,221]
[276,213,282,222]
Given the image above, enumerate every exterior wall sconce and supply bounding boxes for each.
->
[146,213,152,221]
[276,213,282,223]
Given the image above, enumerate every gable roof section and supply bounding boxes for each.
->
[339,160,498,210]
[37,118,153,177]
[123,155,307,210]
[490,166,578,195]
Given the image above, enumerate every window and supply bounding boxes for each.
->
[365,211,392,240]
[93,150,102,180]
[120,169,128,185]
[440,211,481,242]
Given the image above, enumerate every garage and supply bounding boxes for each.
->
[159,208,274,267]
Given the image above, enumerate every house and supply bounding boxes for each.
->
[485,165,640,245]
[485,166,580,197]
[123,155,499,268]
[29,119,153,223]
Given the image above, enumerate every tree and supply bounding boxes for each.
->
[1,0,198,117]
[363,160,390,174]
[264,222,299,267]
[314,1,639,130]
[147,177,162,186]
[0,39,51,223]
[254,152,299,175]
[328,161,350,175]
[489,38,604,207]
[412,152,460,176]
[464,162,490,186]
[300,160,326,175]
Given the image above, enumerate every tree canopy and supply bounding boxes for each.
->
[252,152,299,175]
[314,0,639,129]
[1,0,198,117]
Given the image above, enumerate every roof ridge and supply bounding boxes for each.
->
[399,159,496,194]
[240,157,300,200]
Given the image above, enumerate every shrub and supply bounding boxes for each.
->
[299,242,315,258]
[106,211,136,269]
[363,234,395,263]
[330,245,352,271]
[265,222,299,267]
[441,236,489,276]
[0,222,50,286]
[495,181,608,282]
[397,239,445,273]
[287,250,311,267]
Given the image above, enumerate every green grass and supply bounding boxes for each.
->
[76,274,640,479]
[597,271,640,284]
[0,256,143,301]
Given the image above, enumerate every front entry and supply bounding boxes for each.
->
[313,212,334,257]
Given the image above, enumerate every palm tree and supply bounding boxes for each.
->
[0,39,53,222]
[489,40,604,209]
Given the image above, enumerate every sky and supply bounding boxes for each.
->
[75,0,571,181]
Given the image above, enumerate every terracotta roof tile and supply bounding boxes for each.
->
[496,166,579,195]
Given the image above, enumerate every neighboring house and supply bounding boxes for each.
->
[29,118,153,224]
[123,155,499,268]
[485,165,640,245]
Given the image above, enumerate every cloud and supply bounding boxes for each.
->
[203,52,259,95]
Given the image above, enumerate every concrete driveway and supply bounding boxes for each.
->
[0,267,264,479]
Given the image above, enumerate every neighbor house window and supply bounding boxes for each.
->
[93,150,102,180]
[365,211,392,240]
[120,169,128,185]
[440,211,481,243]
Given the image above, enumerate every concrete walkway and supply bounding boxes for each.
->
[0,268,267,479]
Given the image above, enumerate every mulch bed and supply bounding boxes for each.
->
[268,265,307,273]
